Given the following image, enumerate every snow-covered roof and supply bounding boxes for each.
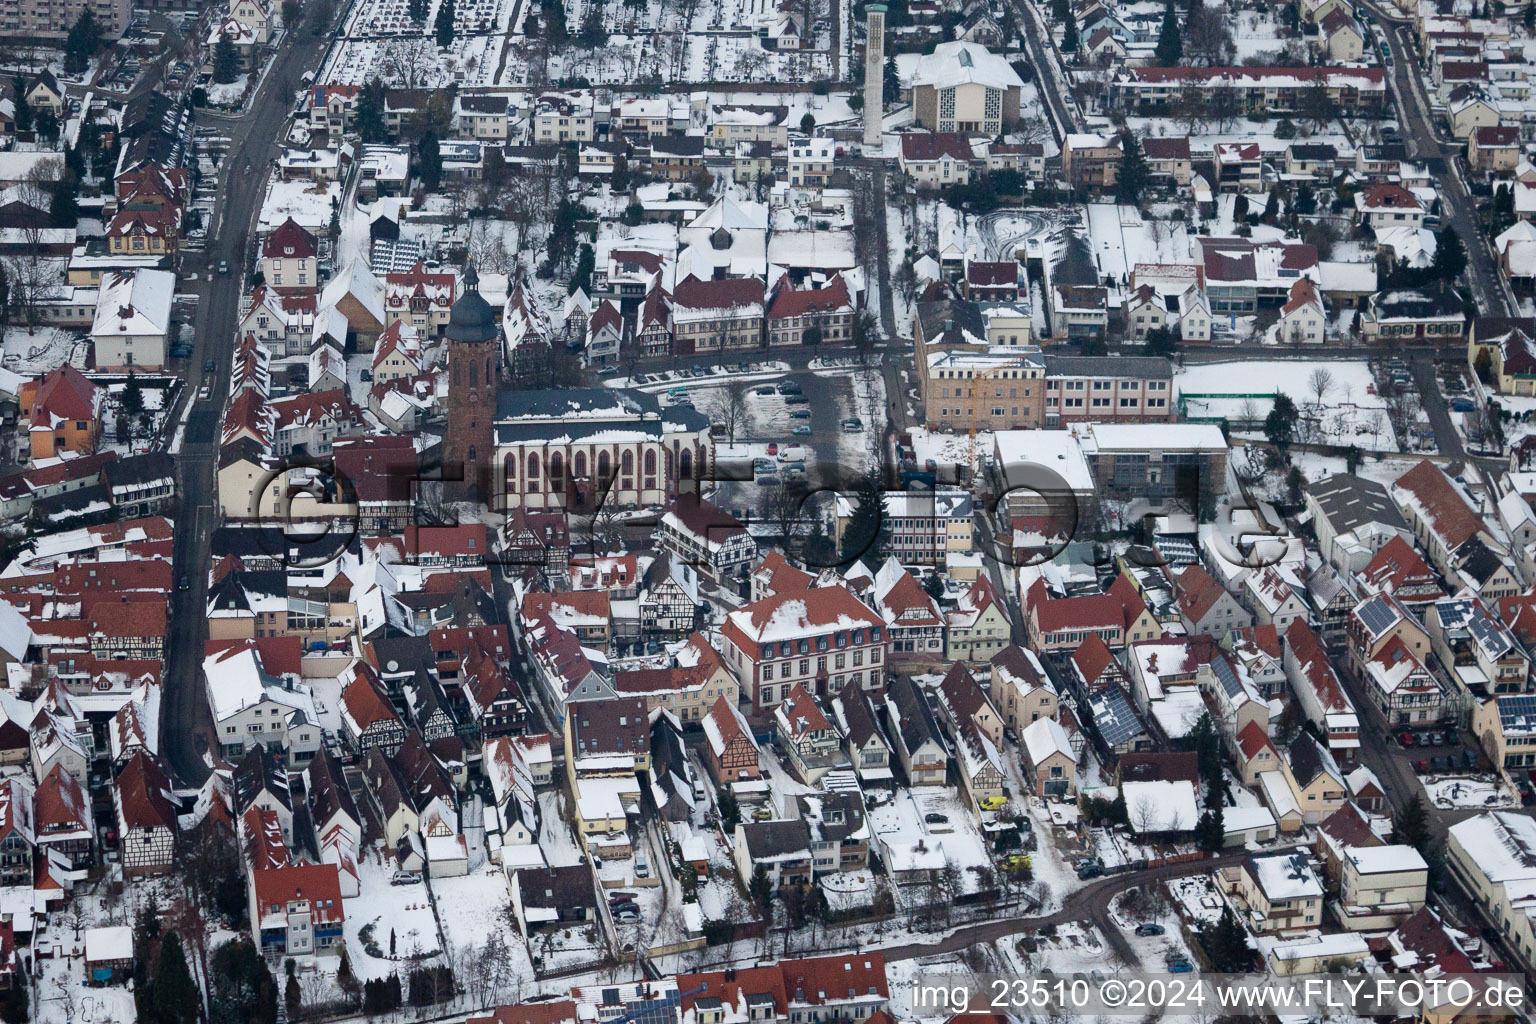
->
[910,42,1024,92]
[1122,779,1198,833]
[92,268,174,339]
[1021,716,1074,767]
[1345,844,1427,875]
[1249,850,1323,901]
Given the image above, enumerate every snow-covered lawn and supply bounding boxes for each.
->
[1424,774,1517,810]
[1178,358,1398,448]
[1166,872,1226,926]
[431,866,531,974]
[345,850,442,979]
[3,324,79,375]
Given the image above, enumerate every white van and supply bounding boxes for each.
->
[777,444,806,463]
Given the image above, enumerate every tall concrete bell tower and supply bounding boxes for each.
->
[863,3,886,147]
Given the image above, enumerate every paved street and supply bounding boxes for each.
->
[162,28,334,785]
[1008,0,1079,139]
[1358,0,1514,319]
[877,847,1267,961]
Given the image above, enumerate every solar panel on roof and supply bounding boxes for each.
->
[1210,656,1244,700]
[622,998,679,1024]
[1355,595,1399,637]
[1090,687,1144,748]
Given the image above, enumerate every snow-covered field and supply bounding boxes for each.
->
[3,324,79,375]
[345,851,442,978]
[1177,359,1398,448]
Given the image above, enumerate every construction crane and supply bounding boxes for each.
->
[607,983,711,1024]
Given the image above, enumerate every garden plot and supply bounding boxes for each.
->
[1424,775,1518,810]
[431,867,532,972]
[1167,872,1227,926]
[1232,9,1291,61]
[321,34,501,88]
[1176,359,1397,448]
[345,851,442,980]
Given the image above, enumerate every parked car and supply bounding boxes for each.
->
[841,417,863,432]
[177,575,191,592]
[613,907,641,923]
[790,409,811,419]
[792,424,812,435]
[755,386,775,396]
[1076,863,1103,880]
[635,852,649,878]
[1134,923,1165,936]
[1415,759,1430,773]
[1166,959,1194,974]
[218,260,230,275]
[778,444,806,462]
[1399,732,1416,747]
[390,871,421,886]
[766,443,778,456]
[924,812,949,824]
[777,381,802,395]
[785,394,810,405]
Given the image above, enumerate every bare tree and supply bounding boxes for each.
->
[1308,366,1335,409]
[381,36,437,88]
[3,254,54,333]
[1205,83,1243,131]
[1132,796,1158,836]
[1186,3,1235,64]
[710,379,750,445]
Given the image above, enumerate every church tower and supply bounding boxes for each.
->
[443,263,498,504]
[863,4,887,147]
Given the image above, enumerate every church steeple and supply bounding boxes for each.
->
[443,260,498,503]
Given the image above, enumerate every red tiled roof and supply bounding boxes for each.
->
[727,585,881,642]
[1284,619,1351,713]
[1394,460,1485,551]
[899,132,973,162]
[1475,125,1520,147]
[665,493,747,541]
[1072,632,1118,686]
[261,218,318,260]
[85,596,167,638]
[966,261,1018,287]
[116,752,176,831]
[1176,564,1229,625]
[1029,574,1147,634]
[1236,720,1276,761]
[1142,137,1190,160]
[27,365,98,427]
[252,863,345,925]
[767,274,853,320]
[341,672,400,731]
[673,275,764,311]
[1360,535,1445,603]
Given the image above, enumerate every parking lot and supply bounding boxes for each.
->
[683,365,886,525]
